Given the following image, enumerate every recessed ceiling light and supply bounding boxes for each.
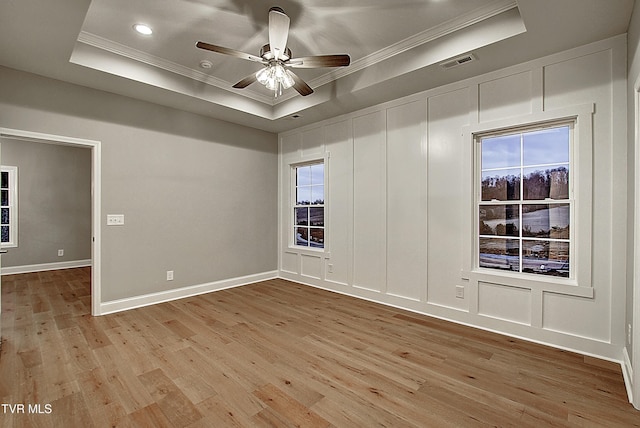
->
[133,23,153,36]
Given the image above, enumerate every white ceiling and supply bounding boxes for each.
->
[0,0,634,133]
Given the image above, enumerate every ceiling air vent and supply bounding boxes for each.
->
[440,53,477,70]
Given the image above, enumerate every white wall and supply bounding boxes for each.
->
[626,0,640,406]
[279,35,628,361]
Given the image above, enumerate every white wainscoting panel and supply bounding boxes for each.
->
[325,120,352,287]
[352,111,387,293]
[386,100,427,301]
[479,70,533,122]
[426,88,470,310]
[281,251,299,275]
[478,281,532,326]
[301,126,324,158]
[301,253,322,280]
[543,291,610,342]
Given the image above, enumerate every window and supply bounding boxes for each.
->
[477,122,572,278]
[293,162,324,248]
[1,166,18,248]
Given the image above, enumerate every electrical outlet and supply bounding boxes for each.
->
[58,249,64,257]
[166,270,174,281]
[455,285,464,299]
[107,214,125,226]
[328,264,333,273]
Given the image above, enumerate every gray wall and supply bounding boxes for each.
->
[0,66,278,302]
[1,139,91,267]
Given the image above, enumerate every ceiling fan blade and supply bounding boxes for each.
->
[232,73,258,89]
[288,70,313,96]
[288,54,351,68]
[196,41,265,63]
[268,7,290,61]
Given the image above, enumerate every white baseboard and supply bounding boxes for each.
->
[99,270,279,315]
[623,346,634,403]
[1,259,92,275]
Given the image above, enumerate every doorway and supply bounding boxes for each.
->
[0,128,101,316]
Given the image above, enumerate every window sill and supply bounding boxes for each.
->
[465,268,594,298]
[286,246,331,259]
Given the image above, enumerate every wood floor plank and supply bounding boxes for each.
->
[2,269,640,427]
[123,402,174,428]
[253,383,331,428]
[192,395,252,427]
[77,367,128,427]
[99,362,155,414]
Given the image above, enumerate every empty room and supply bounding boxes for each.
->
[2,0,640,426]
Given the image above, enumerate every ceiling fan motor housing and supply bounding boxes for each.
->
[260,44,291,61]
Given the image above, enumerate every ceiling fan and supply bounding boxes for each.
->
[196,6,351,97]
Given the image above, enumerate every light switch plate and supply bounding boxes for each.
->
[107,214,125,225]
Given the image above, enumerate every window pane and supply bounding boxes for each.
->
[294,162,324,249]
[1,190,7,207]
[297,186,311,205]
[309,207,324,227]
[1,171,7,189]
[1,226,8,243]
[523,126,569,166]
[1,208,8,225]
[479,204,519,236]
[310,163,324,186]
[481,169,521,201]
[522,240,569,277]
[523,166,569,200]
[309,228,324,248]
[522,204,570,238]
[481,134,521,169]
[295,227,308,246]
[295,207,308,226]
[311,185,324,205]
[479,238,519,271]
[297,166,311,186]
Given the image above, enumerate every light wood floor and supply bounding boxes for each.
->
[1,268,639,427]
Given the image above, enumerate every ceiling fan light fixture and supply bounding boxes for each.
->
[133,23,153,36]
[256,63,294,95]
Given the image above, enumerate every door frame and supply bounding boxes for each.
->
[633,78,640,409]
[0,128,101,316]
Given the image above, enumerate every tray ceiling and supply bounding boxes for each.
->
[0,0,634,132]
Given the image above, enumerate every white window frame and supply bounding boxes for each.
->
[290,159,326,251]
[462,105,594,297]
[1,165,18,248]
[475,120,574,279]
